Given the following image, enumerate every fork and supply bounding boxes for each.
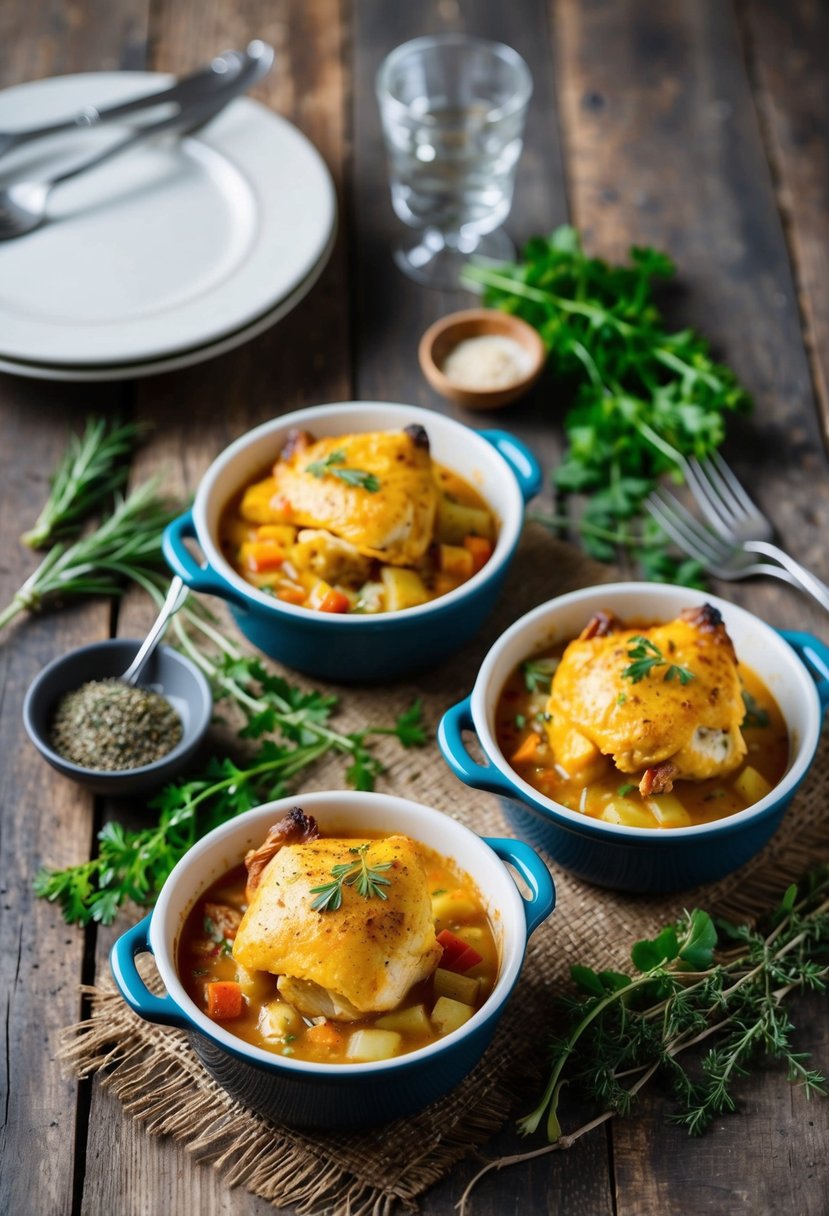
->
[647,488,829,612]
[683,451,829,610]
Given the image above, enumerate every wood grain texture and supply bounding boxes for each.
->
[351,0,570,513]
[78,3,349,1213]
[741,0,829,446]
[554,0,829,642]
[0,5,148,1213]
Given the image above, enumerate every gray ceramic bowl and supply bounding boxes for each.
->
[23,639,213,795]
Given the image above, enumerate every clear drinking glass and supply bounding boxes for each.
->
[376,34,532,289]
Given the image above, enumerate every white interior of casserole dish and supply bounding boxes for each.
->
[471,582,822,840]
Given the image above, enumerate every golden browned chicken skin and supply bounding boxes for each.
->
[239,425,439,566]
[545,605,747,795]
[233,830,442,1021]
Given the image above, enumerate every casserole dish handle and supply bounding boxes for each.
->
[483,837,555,936]
[110,915,190,1029]
[438,696,519,798]
[780,631,829,711]
[479,430,543,503]
[163,511,250,608]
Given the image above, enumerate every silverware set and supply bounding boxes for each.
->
[647,451,829,613]
[0,40,273,239]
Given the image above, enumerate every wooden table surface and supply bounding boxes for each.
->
[2,2,828,1214]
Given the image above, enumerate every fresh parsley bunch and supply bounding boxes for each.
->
[463,227,751,584]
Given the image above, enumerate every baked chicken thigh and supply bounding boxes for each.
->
[546,605,747,795]
[233,816,442,1021]
[239,425,438,566]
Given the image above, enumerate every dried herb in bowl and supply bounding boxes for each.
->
[50,678,182,771]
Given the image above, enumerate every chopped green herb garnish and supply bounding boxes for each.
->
[310,844,393,913]
[432,889,447,897]
[522,657,560,692]
[741,690,770,729]
[305,449,380,493]
[622,636,694,685]
[515,713,527,729]
[617,783,637,797]
[617,693,627,706]
[203,915,217,939]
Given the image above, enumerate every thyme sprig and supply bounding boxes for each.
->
[22,417,143,549]
[622,635,694,685]
[305,449,380,493]
[309,844,393,912]
[458,871,829,1214]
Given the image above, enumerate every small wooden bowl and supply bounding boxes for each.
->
[418,308,546,410]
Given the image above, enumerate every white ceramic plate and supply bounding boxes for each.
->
[0,72,336,366]
[0,220,335,381]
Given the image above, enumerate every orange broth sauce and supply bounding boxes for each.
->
[495,646,789,829]
[177,838,499,1064]
[218,460,497,612]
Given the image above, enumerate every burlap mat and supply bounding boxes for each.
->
[59,525,829,1214]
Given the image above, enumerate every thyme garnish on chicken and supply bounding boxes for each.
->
[622,635,694,685]
[305,449,381,493]
[309,844,393,912]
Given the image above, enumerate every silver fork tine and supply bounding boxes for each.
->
[646,490,732,564]
[685,458,743,531]
[708,450,760,517]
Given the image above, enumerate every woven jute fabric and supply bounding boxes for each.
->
[59,526,829,1215]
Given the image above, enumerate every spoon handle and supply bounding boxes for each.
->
[122,576,189,687]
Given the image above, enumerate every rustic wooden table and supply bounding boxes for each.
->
[2,2,828,1213]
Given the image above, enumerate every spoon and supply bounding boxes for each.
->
[121,575,189,686]
[0,39,274,240]
[0,48,248,162]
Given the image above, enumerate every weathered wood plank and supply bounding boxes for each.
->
[554,0,829,642]
[351,0,570,513]
[80,2,349,1213]
[611,990,829,1216]
[741,0,829,446]
[553,1,829,1210]
[0,5,149,1213]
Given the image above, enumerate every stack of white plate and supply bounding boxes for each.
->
[0,72,337,381]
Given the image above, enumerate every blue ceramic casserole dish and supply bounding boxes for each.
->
[110,791,555,1129]
[439,583,829,893]
[163,401,541,681]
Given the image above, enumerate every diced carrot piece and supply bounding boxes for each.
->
[432,573,458,598]
[436,929,483,972]
[319,588,350,614]
[304,1021,345,1049]
[243,539,285,573]
[511,733,541,765]
[277,585,307,605]
[206,981,243,1020]
[463,535,494,573]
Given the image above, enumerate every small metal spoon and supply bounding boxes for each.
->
[121,575,189,686]
[0,39,274,240]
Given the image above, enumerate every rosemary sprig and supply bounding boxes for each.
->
[458,871,829,1214]
[622,635,694,685]
[309,843,393,912]
[305,449,380,493]
[22,417,143,549]
[0,478,177,632]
